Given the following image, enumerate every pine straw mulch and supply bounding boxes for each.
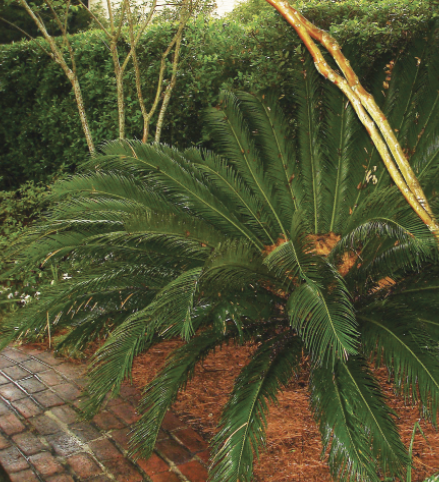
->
[18,336,439,481]
[131,340,439,482]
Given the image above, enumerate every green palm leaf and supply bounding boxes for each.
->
[210,332,301,482]
[311,358,407,482]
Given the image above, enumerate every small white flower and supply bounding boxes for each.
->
[51,280,55,285]
[7,293,14,299]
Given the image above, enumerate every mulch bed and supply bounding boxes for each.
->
[19,337,439,481]
[131,340,439,482]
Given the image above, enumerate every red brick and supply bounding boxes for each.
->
[0,384,26,402]
[0,401,10,416]
[10,469,40,482]
[137,453,169,476]
[106,396,125,408]
[111,428,130,451]
[50,405,78,425]
[35,351,64,366]
[70,422,101,442]
[15,346,41,356]
[46,475,75,482]
[89,438,123,461]
[104,458,143,482]
[0,412,26,435]
[150,472,181,482]
[17,377,46,393]
[157,429,169,441]
[179,460,209,481]
[30,415,61,435]
[46,433,82,456]
[174,428,208,453]
[162,412,186,432]
[21,359,48,373]
[38,370,65,386]
[93,410,125,430]
[67,453,102,478]
[29,451,64,476]
[55,363,83,380]
[119,385,141,403]
[0,434,10,450]
[196,451,210,466]
[2,349,30,363]
[13,398,42,418]
[156,439,192,465]
[0,446,29,472]
[12,432,45,456]
[109,402,139,425]
[34,390,64,408]
[2,366,29,380]
[56,383,81,401]
[0,374,10,385]
[0,355,15,369]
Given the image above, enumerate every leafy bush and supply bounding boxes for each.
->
[3,25,439,481]
[1,0,438,189]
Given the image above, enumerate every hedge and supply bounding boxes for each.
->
[1,0,438,189]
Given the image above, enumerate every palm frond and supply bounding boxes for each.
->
[129,325,258,460]
[205,91,287,238]
[311,358,407,482]
[359,302,439,423]
[210,332,302,482]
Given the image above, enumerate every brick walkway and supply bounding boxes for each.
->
[0,345,210,482]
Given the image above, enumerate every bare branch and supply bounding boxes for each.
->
[155,28,183,143]
[126,0,149,142]
[106,0,115,33]
[264,0,439,238]
[115,0,129,42]
[78,0,112,38]
[64,0,71,36]
[0,16,52,57]
[121,0,157,73]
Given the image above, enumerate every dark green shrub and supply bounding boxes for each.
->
[1,0,438,189]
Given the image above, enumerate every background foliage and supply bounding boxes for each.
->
[1,0,438,190]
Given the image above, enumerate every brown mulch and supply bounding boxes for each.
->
[18,336,439,481]
[131,342,439,482]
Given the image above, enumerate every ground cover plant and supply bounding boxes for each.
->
[2,18,439,479]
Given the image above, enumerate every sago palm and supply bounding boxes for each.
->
[3,32,439,482]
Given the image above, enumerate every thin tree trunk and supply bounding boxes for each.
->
[125,0,157,142]
[155,29,183,143]
[71,73,95,152]
[143,21,186,142]
[111,45,125,139]
[264,0,439,239]
[18,0,95,153]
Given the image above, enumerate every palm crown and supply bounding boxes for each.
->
[3,32,439,482]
